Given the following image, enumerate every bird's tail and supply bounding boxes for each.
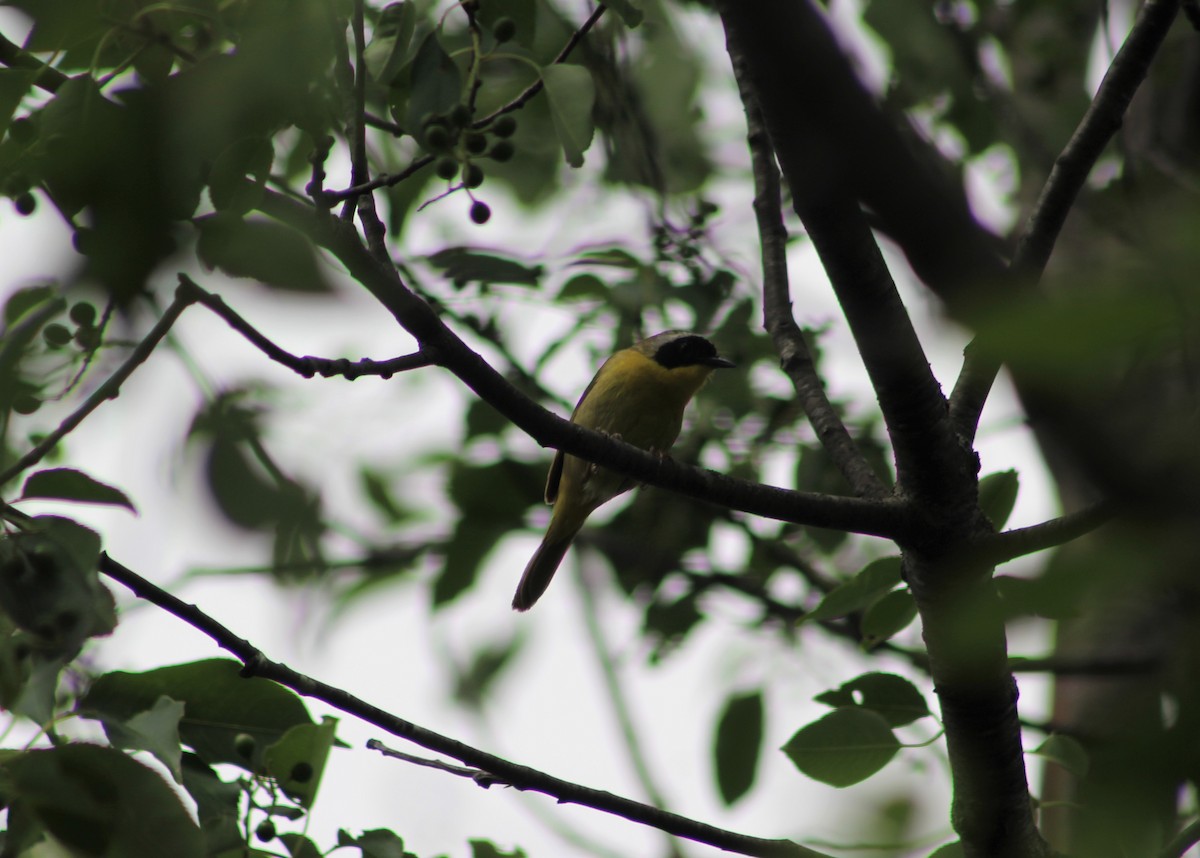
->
[512,522,580,611]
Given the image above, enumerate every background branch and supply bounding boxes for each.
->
[98,553,823,858]
[729,43,887,501]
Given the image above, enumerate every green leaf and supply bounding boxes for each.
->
[540,64,595,167]
[81,659,315,771]
[3,283,59,326]
[558,273,607,300]
[279,833,323,858]
[860,588,918,646]
[208,136,273,214]
[406,31,462,135]
[0,69,37,140]
[434,521,505,607]
[813,672,930,728]
[3,744,204,858]
[469,840,527,858]
[599,0,643,28]
[21,467,136,511]
[713,690,764,805]
[806,556,903,622]
[0,517,115,658]
[1031,733,1090,778]
[453,636,523,710]
[426,247,543,286]
[574,248,641,268]
[782,707,900,787]
[360,468,410,524]
[181,754,243,855]
[365,2,419,85]
[99,695,186,783]
[978,470,1019,530]
[337,828,409,858]
[197,214,330,292]
[264,716,338,808]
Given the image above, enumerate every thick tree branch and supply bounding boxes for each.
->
[719,9,972,515]
[98,554,823,858]
[729,42,888,500]
[256,189,910,539]
[714,6,1050,856]
[712,2,1005,309]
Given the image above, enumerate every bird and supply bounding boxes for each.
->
[512,330,735,611]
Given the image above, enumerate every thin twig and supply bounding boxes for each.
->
[179,275,433,379]
[98,554,823,858]
[348,0,390,261]
[729,43,888,500]
[367,740,505,787]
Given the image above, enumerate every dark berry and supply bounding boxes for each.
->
[74,326,101,350]
[12,395,40,415]
[255,820,276,842]
[469,200,491,224]
[463,164,484,188]
[464,131,487,154]
[72,229,97,256]
[492,16,516,44]
[69,302,97,328]
[234,733,257,759]
[488,140,514,162]
[435,157,459,180]
[424,124,452,153]
[43,323,71,348]
[290,762,314,783]
[492,115,517,138]
[14,192,35,216]
[448,103,471,129]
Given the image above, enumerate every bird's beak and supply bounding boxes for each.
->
[706,356,736,369]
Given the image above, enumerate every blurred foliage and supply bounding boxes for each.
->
[0,0,1198,855]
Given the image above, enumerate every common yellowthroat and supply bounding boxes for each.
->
[512,331,735,611]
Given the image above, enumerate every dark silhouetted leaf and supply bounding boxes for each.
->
[807,557,903,622]
[21,467,135,511]
[814,672,930,728]
[713,690,764,805]
[782,707,899,787]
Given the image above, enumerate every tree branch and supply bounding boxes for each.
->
[1011,0,1181,282]
[718,7,972,514]
[179,275,433,379]
[729,40,888,501]
[975,501,1115,567]
[256,189,911,539]
[949,0,1182,440]
[98,553,824,858]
